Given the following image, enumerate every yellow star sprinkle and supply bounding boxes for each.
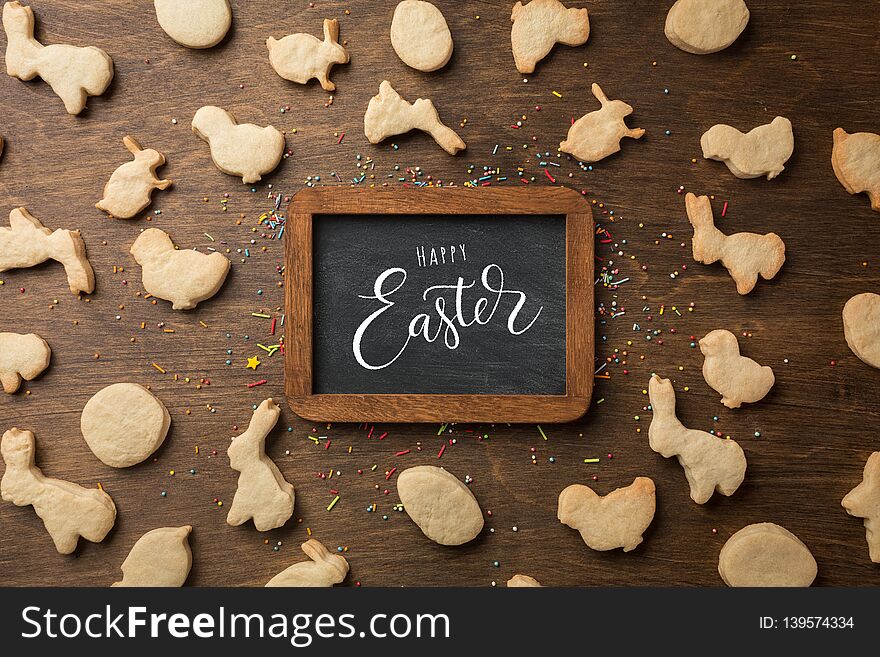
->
[246,356,261,370]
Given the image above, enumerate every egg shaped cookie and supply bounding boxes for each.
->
[154,0,232,49]
[843,293,880,368]
[397,466,483,545]
[719,523,817,587]
[390,1,453,72]
[81,383,171,468]
[665,0,749,55]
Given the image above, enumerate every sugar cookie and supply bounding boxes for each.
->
[700,329,774,408]
[649,374,746,503]
[832,128,880,212]
[112,526,193,587]
[843,293,880,368]
[390,1,453,72]
[718,523,817,587]
[1,427,116,554]
[507,574,541,587]
[510,0,590,74]
[0,332,50,394]
[686,192,785,294]
[227,399,294,532]
[665,0,749,55]
[2,1,113,115]
[558,477,655,552]
[130,228,230,310]
[192,106,285,184]
[80,383,171,468]
[842,452,880,563]
[0,207,95,295]
[266,539,349,587]
[559,83,644,163]
[267,18,349,92]
[701,116,794,180]
[154,0,231,49]
[96,136,172,219]
[364,81,465,155]
[397,465,484,546]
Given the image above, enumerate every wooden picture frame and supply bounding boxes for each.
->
[284,186,594,423]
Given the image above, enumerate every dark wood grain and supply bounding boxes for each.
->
[285,186,594,422]
[0,0,878,587]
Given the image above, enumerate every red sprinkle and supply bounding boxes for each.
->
[395,449,411,456]
[544,169,556,183]
[385,467,397,480]
[437,444,446,458]
[247,380,267,388]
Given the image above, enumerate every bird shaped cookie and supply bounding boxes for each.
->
[699,329,774,408]
[701,116,794,180]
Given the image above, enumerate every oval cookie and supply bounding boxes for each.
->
[397,465,483,545]
[390,1,453,72]
[80,383,171,468]
[718,523,817,587]
[843,292,880,368]
[154,0,232,49]
[665,0,749,55]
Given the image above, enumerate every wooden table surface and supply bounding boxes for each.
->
[1,0,878,587]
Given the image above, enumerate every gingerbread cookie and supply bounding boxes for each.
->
[192,106,285,184]
[1,427,116,554]
[701,116,794,180]
[266,539,349,587]
[390,1,453,72]
[649,374,746,503]
[686,192,785,294]
[154,0,231,49]
[397,465,484,546]
[559,83,644,163]
[3,1,113,115]
[96,136,171,219]
[510,0,590,74]
[80,383,171,468]
[558,477,655,552]
[665,0,749,55]
[113,526,193,587]
[718,523,817,587]
[507,574,542,587]
[0,332,50,394]
[364,81,465,155]
[832,128,880,212]
[130,228,230,310]
[0,207,95,295]
[843,293,880,368]
[700,329,774,408]
[267,18,349,92]
[842,452,880,563]
[227,399,294,532]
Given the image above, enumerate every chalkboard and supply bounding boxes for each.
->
[285,187,593,423]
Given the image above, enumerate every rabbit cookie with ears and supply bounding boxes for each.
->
[560,83,644,163]
[832,128,880,212]
[843,293,880,368]
[510,0,589,74]
[268,19,349,91]
[364,81,465,155]
[227,399,295,532]
[113,526,193,587]
[0,332,50,393]
[266,539,349,587]
[1,428,116,554]
[648,374,746,503]
[558,477,655,552]
[700,329,774,409]
[686,193,784,294]
[154,0,231,49]
[97,136,172,219]
[701,116,794,180]
[2,1,113,115]
[842,452,880,563]
[192,106,285,184]
[130,228,230,310]
[0,207,95,295]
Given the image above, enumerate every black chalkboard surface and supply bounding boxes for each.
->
[312,214,566,395]
[285,187,593,423]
